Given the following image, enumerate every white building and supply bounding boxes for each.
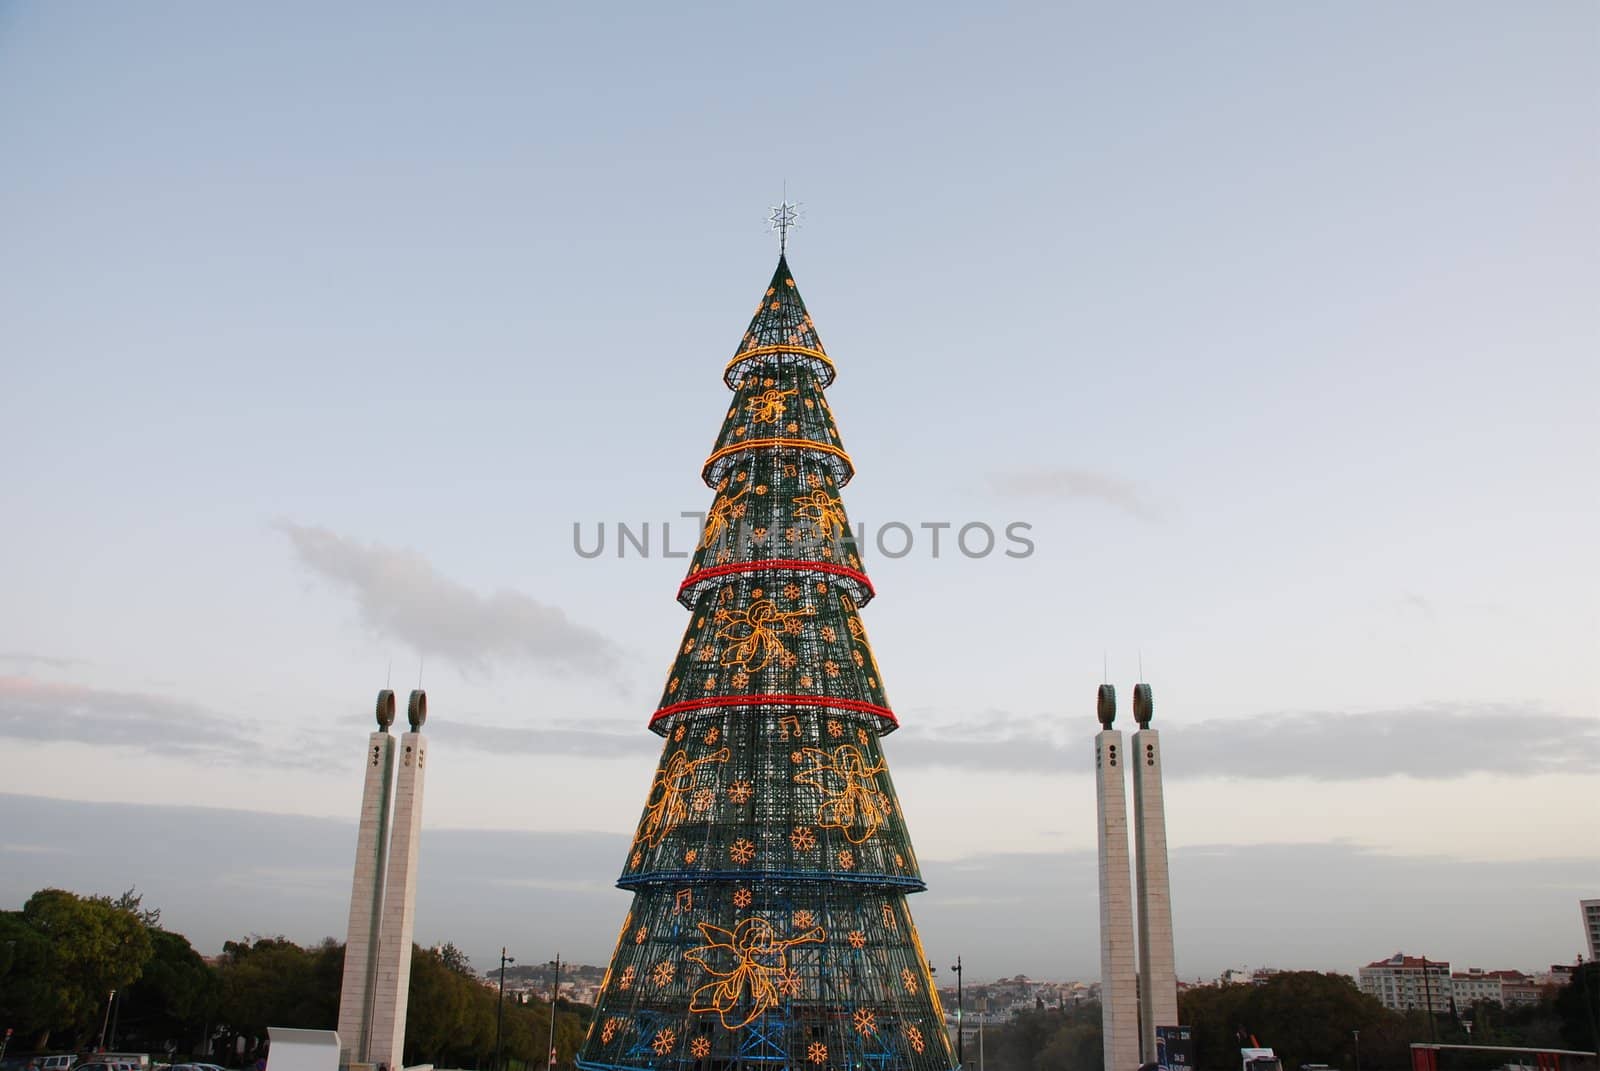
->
[1359,954,1452,1012]
[1582,899,1600,961]
[1451,969,1503,1007]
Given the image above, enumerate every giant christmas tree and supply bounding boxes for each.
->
[577,245,957,1071]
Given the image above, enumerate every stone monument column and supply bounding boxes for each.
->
[1095,685,1140,1071]
[337,691,398,1069]
[369,690,428,1071]
[1132,683,1177,1063]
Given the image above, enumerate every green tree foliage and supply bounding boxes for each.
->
[1,886,600,1067]
[436,941,474,977]
[119,928,221,1054]
[1180,973,1403,1071]
[402,945,587,1071]
[985,1004,1104,1071]
[213,936,342,1058]
[111,888,163,929]
[1553,961,1600,1054]
[21,888,155,1047]
[0,910,59,1048]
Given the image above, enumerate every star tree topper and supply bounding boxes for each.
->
[769,197,799,254]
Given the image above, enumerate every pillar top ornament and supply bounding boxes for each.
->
[1096,684,1117,729]
[1133,683,1154,729]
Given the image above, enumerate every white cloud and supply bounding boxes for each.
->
[277,522,623,678]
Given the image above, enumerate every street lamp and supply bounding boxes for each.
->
[98,989,117,1051]
[950,957,964,1069]
[496,949,516,1071]
[1352,1029,1360,1071]
[546,955,562,1071]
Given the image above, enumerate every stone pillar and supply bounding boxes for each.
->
[337,692,398,1068]
[1132,685,1177,1063]
[369,691,428,1071]
[1095,686,1139,1071]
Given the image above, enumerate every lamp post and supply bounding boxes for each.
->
[1352,1029,1360,1071]
[950,957,964,1069]
[98,989,117,1051]
[546,955,561,1071]
[496,949,515,1071]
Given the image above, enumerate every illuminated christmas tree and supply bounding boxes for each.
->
[577,224,956,1071]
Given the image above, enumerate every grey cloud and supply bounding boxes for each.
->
[2,794,1592,979]
[277,522,622,678]
[0,676,336,771]
[989,467,1159,521]
[1178,703,1599,780]
[886,703,1600,780]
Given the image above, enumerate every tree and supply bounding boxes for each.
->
[109,888,162,929]
[0,910,58,1049]
[214,937,338,1061]
[119,928,221,1055]
[404,946,482,1067]
[437,941,474,977]
[580,253,955,1071]
[21,888,155,1047]
[985,1005,1103,1071]
[1180,973,1396,1071]
[1553,961,1600,1054]
[402,945,585,1071]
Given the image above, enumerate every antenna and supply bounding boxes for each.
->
[1138,650,1144,683]
[386,658,392,689]
[768,188,799,255]
[417,655,424,690]
[1102,651,1107,685]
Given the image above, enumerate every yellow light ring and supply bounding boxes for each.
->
[704,437,851,467]
[724,345,836,388]
[700,438,855,489]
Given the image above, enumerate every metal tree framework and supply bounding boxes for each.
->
[576,254,956,1071]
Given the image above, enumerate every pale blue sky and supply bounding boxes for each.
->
[1,3,1595,976]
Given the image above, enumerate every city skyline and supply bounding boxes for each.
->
[1,1,1596,985]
